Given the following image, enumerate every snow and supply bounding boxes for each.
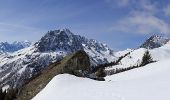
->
[115,49,132,57]
[150,41,170,61]
[120,48,146,66]
[82,43,116,64]
[106,41,170,71]
[33,58,170,100]
[106,48,146,71]
[2,85,9,91]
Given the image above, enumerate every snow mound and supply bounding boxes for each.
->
[32,74,122,100]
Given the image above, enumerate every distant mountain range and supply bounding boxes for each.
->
[0,40,31,53]
[1,28,170,93]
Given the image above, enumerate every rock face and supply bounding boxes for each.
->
[36,29,83,52]
[60,50,91,75]
[17,50,91,100]
[140,35,170,49]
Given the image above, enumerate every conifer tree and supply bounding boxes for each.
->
[140,50,153,66]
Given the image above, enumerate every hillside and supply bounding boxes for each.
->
[105,40,170,73]
[33,59,170,100]
[16,50,91,100]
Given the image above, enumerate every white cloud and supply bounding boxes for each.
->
[111,14,170,34]
[139,0,158,14]
[105,0,131,7]
[0,22,39,31]
[105,0,158,14]
[0,22,45,42]
[163,4,170,16]
[106,0,170,35]
[115,0,130,7]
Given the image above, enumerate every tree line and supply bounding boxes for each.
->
[106,50,155,75]
[91,52,131,73]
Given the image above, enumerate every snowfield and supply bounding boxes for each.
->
[33,59,170,100]
[150,41,170,61]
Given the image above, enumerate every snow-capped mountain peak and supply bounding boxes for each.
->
[36,29,83,52]
[140,34,170,49]
[36,28,116,64]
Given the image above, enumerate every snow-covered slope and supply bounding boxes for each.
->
[114,49,132,57]
[0,28,116,88]
[33,59,170,100]
[150,41,170,61]
[0,40,31,53]
[105,40,170,73]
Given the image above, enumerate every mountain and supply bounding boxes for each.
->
[36,29,83,53]
[1,31,170,100]
[0,29,116,89]
[140,35,170,49]
[0,40,31,53]
[36,29,116,64]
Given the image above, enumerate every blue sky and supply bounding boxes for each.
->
[0,0,170,50]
